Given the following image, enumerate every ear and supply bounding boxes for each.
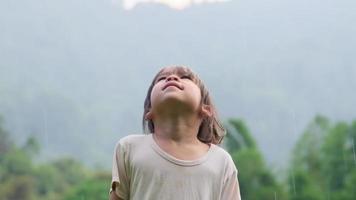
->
[145,111,153,120]
[200,104,212,118]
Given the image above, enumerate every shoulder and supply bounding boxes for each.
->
[210,144,234,161]
[210,144,238,174]
[119,134,148,144]
[114,134,150,151]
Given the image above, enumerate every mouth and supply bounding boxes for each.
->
[162,82,183,90]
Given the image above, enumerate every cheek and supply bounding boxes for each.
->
[191,86,202,103]
[150,85,160,104]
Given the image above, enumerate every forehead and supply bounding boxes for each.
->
[157,66,192,77]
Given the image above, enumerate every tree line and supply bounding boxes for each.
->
[0,115,355,199]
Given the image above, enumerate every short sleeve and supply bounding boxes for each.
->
[220,169,241,200]
[220,155,241,200]
[111,140,130,199]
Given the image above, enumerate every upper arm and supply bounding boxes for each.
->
[220,170,241,200]
[111,141,130,200]
[109,189,124,200]
[221,155,241,200]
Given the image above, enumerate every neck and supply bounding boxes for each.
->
[153,114,202,145]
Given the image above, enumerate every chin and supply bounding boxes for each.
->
[156,97,199,113]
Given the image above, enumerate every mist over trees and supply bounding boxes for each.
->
[1,114,355,199]
[1,0,355,199]
[1,0,356,169]
[224,119,287,199]
[287,116,356,200]
[0,117,110,200]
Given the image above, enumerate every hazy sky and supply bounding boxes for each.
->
[121,0,230,10]
[0,0,355,168]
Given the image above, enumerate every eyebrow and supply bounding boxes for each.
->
[159,69,190,76]
[157,72,169,77]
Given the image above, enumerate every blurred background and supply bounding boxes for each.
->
[0,0,355,199]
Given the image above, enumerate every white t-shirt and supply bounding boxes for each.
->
[111,134,241,200]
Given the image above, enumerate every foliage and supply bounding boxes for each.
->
[224,118,287,200]
[224,119,257,152]
[0,117,12,155]
[1,114,356,199]
[288,115,356,200]
[287,169,323,200]
[64,172,111,200]
[0,119,108,200]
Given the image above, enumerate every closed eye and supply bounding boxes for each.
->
[157,77,166,82]
[181,75,191,80]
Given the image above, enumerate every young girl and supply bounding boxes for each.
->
[110,66,241,200]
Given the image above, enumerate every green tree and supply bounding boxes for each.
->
[287,169,322,200]
[289,116,356,200]
[0,117,12,155]
[342,169,356,200]
[22,136,40,158]
[224,119,256,152]
[0,175,36,200]
[224,118,287,200]
[288,115,329,200]
[320,120,356,199]
[64,171,111,200]
[0,116,92,200]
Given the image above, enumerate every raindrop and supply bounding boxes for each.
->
[289,109,298,197]
[291,170,296,196]
[291,108,298,138]
[352,138,356,166]
[41,106,48,148]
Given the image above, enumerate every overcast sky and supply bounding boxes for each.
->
[0,0,355,168]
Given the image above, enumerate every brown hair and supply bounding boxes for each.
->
[142,65,226,144]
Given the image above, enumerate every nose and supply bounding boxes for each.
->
[166,74,179,82]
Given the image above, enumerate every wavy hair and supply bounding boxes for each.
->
[142,65,226,144]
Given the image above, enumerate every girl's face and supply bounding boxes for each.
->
[150,67,202,115]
